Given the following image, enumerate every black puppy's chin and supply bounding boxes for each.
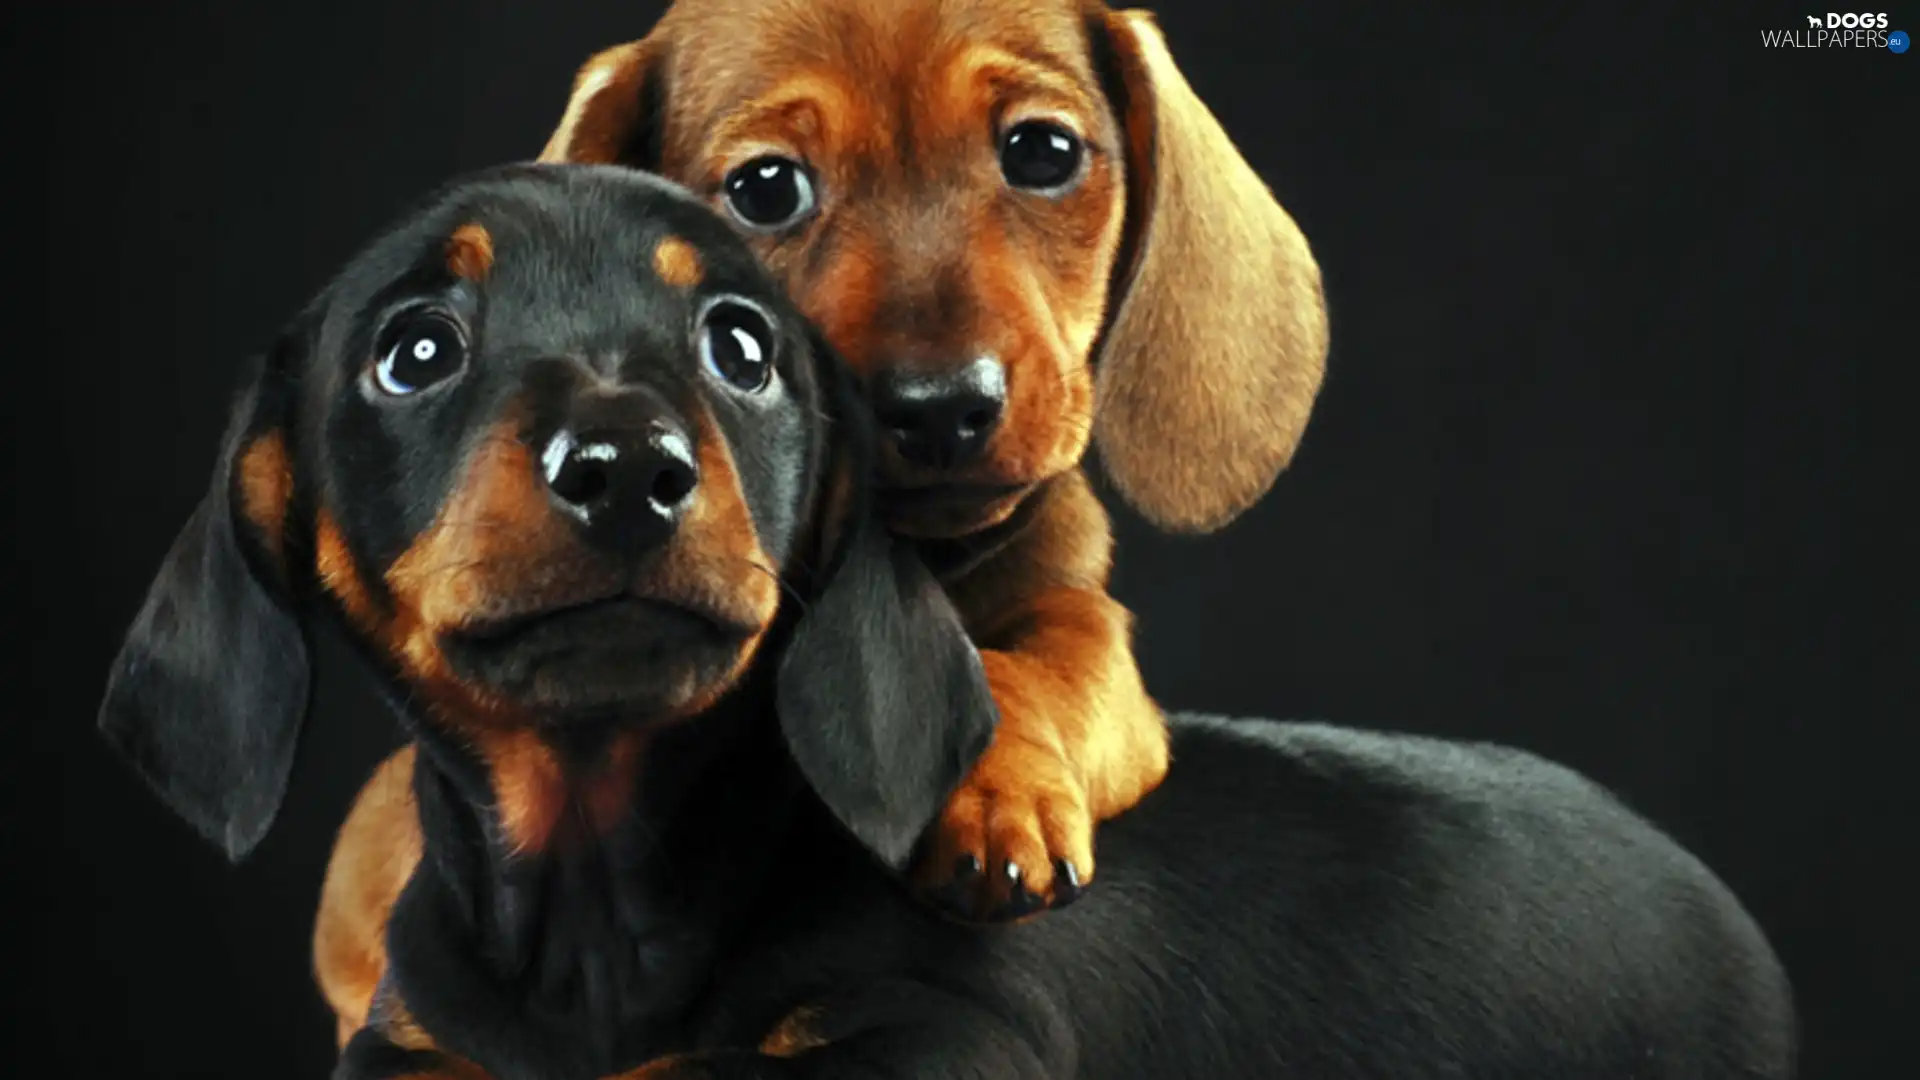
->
[440,598,753,721]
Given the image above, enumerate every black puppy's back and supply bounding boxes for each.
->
[730,714,1794,1079]
[1066,716,1795,1077]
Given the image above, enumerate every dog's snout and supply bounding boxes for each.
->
[541,423,698,549]
[872,357,1006,470]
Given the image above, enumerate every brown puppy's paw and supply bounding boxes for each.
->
[913,740,1095,922]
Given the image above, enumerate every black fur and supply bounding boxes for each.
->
[366,708,1799,1080]
[383,704,800,1077]
[97,339,310,860]
[99,166,1795,1080]
[777,351,1000,870]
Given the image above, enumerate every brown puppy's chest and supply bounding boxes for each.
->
[931,469,1116,644]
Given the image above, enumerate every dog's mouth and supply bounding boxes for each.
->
[439,593,760,719]
[879,482,1032,539]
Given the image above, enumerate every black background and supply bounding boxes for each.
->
[14,1,1913,1076]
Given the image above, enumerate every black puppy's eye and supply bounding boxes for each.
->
[1000,121,1084,192]
[698,300,777,394]
[374,315,467,396]
[723,156,817,229]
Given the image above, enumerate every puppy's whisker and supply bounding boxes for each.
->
[738,558,805,612]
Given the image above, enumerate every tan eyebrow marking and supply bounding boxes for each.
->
[446,223,494,281]
[653,235,705,288]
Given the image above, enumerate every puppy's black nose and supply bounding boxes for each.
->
[871,357,1006,470]
[541,424,698,549]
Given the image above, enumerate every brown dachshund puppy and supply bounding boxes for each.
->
[550,0,1328,912]
[316,3,1330,1025]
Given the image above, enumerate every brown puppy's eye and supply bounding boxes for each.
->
[698,299,777,394]
[373,315,467,396]
[723,156,817,230]
[1000,121,1084,193]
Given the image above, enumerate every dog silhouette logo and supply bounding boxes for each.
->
[1806,14,1823,26]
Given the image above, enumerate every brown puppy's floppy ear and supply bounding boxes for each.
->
[1088,9,1331,533]
[97,327,310,862]
[538,37,667,167]
[776,333,999,870]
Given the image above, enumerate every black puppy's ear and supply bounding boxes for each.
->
[775,339,999,870]
[98,331,310,862]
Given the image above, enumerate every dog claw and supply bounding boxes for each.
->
[1052,858,1084,908]
[984,861,1044,920]
[1002,885,1044,919]
[929,854,984,917]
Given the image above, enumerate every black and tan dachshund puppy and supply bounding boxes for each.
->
[99,165,1794,1080]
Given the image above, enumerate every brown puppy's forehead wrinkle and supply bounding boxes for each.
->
[700,73,858,172]
[664,0,1104,172]
[950,41,1096,106]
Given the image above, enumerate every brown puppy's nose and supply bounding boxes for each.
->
[540,423,698,551]
[872,357,1006,470]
